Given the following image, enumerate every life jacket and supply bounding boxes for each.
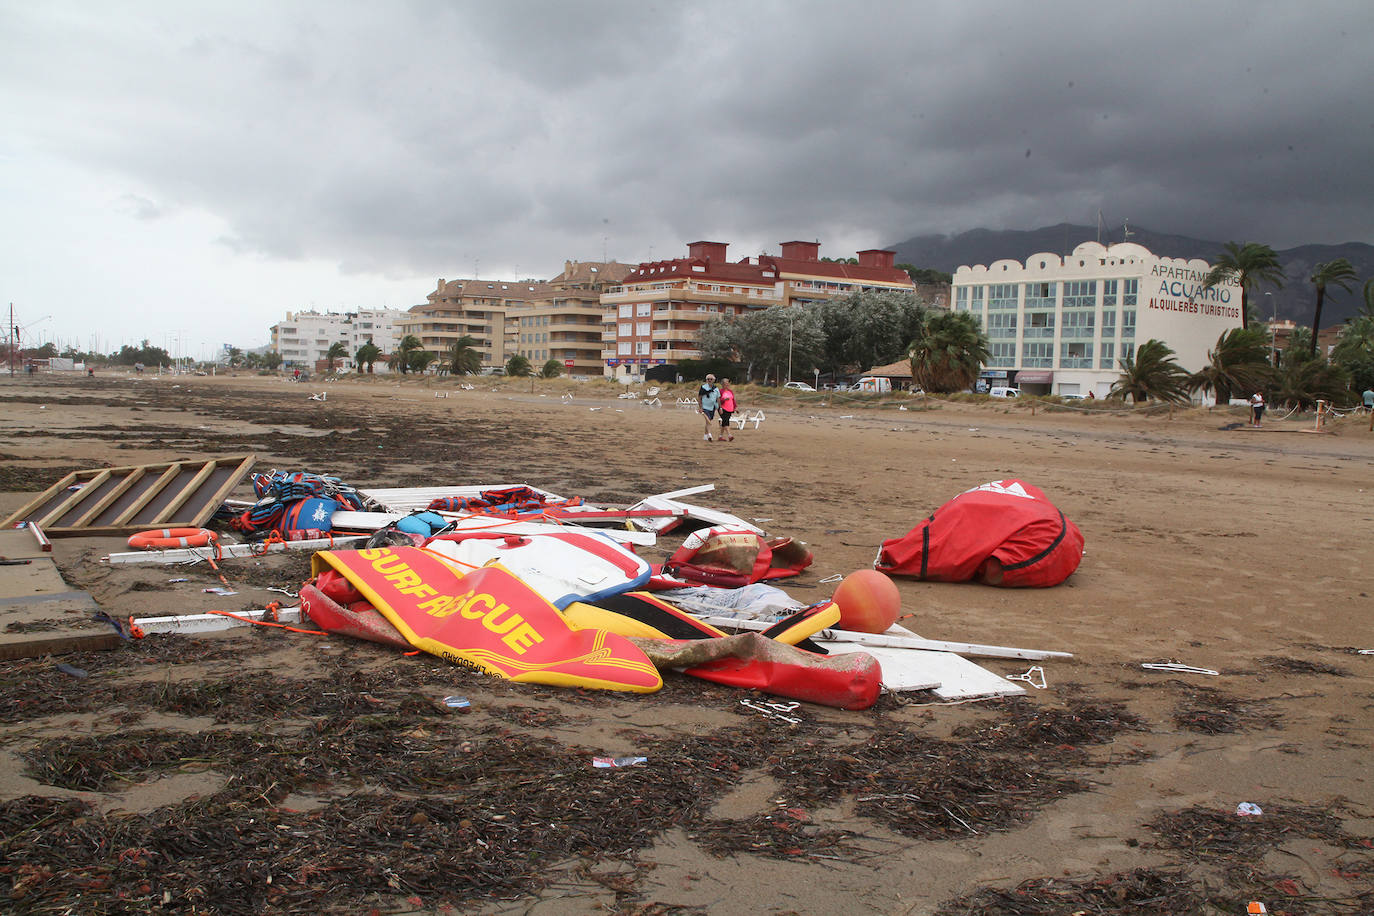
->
[874,479,1083,588]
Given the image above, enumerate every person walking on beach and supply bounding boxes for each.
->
[698,374,720,441]
[1363,388,1374,414]
[1249,391,1266,427]
[717,378,737,441]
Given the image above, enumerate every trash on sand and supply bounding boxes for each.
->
[1006,665,1047,689]
[1235,802,1263,817]
[202,587,238,596]
[167,577,189,583]
[740,699,801,723]
[56,663,89,679]
[1141,662,1220,676]
[592,756,647,768]
[442,696,471,710]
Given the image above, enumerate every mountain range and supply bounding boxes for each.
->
[888,223,1374,327]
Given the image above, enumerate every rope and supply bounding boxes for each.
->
[206,610,328,636]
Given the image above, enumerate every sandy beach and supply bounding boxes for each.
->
[1,371,1371,915]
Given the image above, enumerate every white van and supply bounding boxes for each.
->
[988,386,1020,398]
[854,376,892,394]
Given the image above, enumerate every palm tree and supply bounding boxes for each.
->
[355,341,381,374]
[325,341,348,374]
[1272,348,1350,409]
[1203,241,1286,329]
[1331,316,1374,395]
[1308,259,1358,357]
[907,311,989,393]
[447,336,481,376]
[1187,327,1273,406]
[505,354,533,377]
[1362,278,1374,321]
[1108,339,1190,404]
[395,335,423,374]
[540,358,563,379]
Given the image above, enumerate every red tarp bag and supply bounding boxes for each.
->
[661,526,813,588]
[874,480,1084,588]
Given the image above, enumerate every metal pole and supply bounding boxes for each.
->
[786,310,793,383]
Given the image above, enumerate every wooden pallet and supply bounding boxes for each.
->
[1,454,256,537]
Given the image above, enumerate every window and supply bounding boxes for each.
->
[619,322,632,337]
[956,286,969,309]
[1062,280,1095,310]
[635,321,649,336]
[636,304,651,317]
[971,285,984,311]
[635,341,649,355]
[1099,342,1115,368]
[1122,309,1136,339]
[1024,312,1055,338]
[1023,281,1056,310]
[617,341,631,355]
[988,342,1016,367]
[1060,341,1093,368]
[986,312,1017,338]
[987,283,1018,310]
[619,304,633,318]
[1061,310,1095,338]
[1122,342,1136,361]
[1022,341,1053,367]
[1123,278,1138,307]
[1101,309,1117,337]
[1102,279,1118,307]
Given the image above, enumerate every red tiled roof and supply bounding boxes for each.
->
[623,258,776,286]
[762,256,913,285]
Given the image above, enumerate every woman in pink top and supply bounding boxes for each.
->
[717,378,737,441]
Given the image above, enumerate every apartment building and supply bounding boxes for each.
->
[951,241,1241,397]
[601,240,916,379]
[405,261,635,373]
[270,308,407,371]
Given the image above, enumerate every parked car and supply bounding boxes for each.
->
[1060,393,1086,401]
[988,386,1020,398]
[783,381,815,391]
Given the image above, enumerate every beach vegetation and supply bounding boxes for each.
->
[540,359,562,379]
[354,341,381,374]
[908,310,989,394]
[1203,241,1285,328]
[1307,259,1358,357]
[1187,327,1273,405]
[446,336,481,376]
[1108,339,1190,404]
[325,342,348,373]
[505,354,533,377]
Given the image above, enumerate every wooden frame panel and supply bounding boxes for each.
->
[1,455,256,537]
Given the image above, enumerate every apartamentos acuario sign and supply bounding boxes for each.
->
[1146,264,1241,321]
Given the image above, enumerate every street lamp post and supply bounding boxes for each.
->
[1265,292,1276,366]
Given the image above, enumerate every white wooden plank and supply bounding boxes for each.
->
[107,536,365,566]
[695,616,1070,661]
[626,496,764,535]
[134,606,302,634]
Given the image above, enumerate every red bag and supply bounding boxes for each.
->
[662,526,813,588]
[875,480,1083,588]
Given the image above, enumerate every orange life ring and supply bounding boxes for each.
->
[127,527,217,550]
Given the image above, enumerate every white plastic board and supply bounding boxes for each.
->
[359,485,564,513]
[818,643,1023,699]
[328,511,657,547]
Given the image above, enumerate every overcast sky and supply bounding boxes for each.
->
[3,1,1371,356]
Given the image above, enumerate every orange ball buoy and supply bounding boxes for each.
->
[832,569,901,633]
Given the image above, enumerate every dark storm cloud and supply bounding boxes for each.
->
[6,0,1371,285]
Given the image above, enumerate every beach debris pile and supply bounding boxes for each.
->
[91,470,1081,711]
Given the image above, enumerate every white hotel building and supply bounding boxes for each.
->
[952,241,1242,398]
